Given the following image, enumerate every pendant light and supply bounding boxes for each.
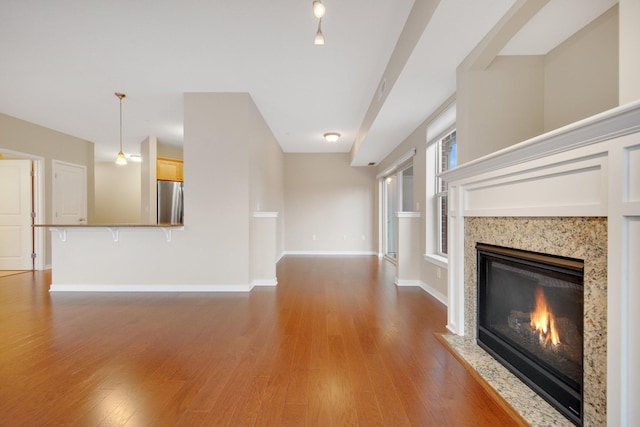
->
[115,92,127,165]
[314,19,325,46]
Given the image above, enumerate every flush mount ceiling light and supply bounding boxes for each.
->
[128,153,142,163]
[323,132,340,143]
[114,92,127,166]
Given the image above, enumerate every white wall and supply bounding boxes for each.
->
[284,153,376,254]
[350,0,440,162]
[94,161,141,224]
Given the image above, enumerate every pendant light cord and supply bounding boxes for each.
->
[114,92,127,165]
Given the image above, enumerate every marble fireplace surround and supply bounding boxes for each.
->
[463,217,606,426]
[440,101,640,426]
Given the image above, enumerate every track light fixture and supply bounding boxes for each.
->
[314,19,325,46]
[312,1,325,19]
[312,1,326,45]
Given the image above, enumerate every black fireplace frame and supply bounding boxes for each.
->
[476,243,584,426]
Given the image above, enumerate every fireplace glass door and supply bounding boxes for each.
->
[476,243,584,425]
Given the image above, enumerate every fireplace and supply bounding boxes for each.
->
[476,243,584,426]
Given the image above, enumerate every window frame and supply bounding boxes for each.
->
[425,124,456,266]
[435,129,456,256]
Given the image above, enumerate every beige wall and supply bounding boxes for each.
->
[0,113,95,266]
[157,144,183,160]
[620,0,640,104]
[94,162,141,224]
[248,99,285,257]
[457,5,619,165]
[457,55,545,165]
[48,92,284,288]
[376,119,448,299]
[140,136,158,224]
[182,92,252,284]
[284,153,376,253]
[181,92,283,283]
[544,5,619,131]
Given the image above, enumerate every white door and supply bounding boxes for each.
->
[53,160,87,224]
[0,160,33,270]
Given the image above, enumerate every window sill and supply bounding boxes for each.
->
[424,253,448,269]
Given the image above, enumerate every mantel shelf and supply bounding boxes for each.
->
[440,100,640,183]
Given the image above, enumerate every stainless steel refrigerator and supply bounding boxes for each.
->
[157,180,184,224]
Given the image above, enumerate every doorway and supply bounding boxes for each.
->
[384,174,398,259]
[0,150,45,270]
[382,164,414,262]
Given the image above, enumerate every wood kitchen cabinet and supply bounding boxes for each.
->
[156,157,184,181]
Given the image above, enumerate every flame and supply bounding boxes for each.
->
[530,287,561,346]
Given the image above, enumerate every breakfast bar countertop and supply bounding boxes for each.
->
[33,223,184,228]
[34,223,184,242]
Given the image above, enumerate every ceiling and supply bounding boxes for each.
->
[0,0,617,165]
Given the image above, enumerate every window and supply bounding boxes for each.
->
[400,164,414,212]
[435,130,456,255]
[425,101,455,265]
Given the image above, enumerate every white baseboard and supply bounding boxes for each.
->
[282,251,377,256]
[419,280,448,306]
[395,279,421,287]
[394,279,448,307]
[251,279,278,287]
[49,283,255,292]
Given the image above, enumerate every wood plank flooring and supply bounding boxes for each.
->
[0,256,519,426]
[0,270,29,278]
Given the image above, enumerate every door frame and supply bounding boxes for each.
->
[52,159,87,225]
[382,174,398,262]
[376,148,416,263]
[0,149,45,270]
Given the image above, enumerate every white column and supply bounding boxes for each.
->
[395,212,421,286]
[446,183,465,336]
[607,132,640,427]
[251,212,278,287]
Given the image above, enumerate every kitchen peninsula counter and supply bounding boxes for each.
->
[34,223,184,242]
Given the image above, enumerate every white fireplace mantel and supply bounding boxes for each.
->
[441,100,640,426]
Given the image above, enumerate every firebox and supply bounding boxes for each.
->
[476,243,584,426]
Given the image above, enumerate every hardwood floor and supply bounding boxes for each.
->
[0,256,518,426]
